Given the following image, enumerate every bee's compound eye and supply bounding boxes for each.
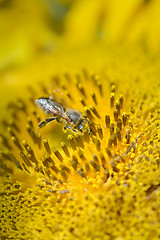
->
[66,109,82,124]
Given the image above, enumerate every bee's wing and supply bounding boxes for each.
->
[35,98,70,121]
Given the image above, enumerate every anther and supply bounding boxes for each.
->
[61,164,70,174]
[88,122,97,135]
[7,127,15,137]
[96,139,101,151]
[39,82,49,95]
[53,148,63,162]
[110,123,114,135]
[7,152,23,170]
[105,169,110,181]
[17,99,26,112]
[85,163,90,172]
[97,124,103,139]
[77,83,86,97]
[90,160,100,171]
[0,134,12,150]
[68,135,76,151]
[20,152,32,167]
[60,170,68,181]
[44,167,52,179]
[27,153,39,165]
[80,98,86,106]
[125,133,130,144]
[91,91,97,105]
[26,125,37,143]
[65,91,73,100]
[70,155,79,170]
[116,128,121,141]
[90,105,100,118]
[113,109,118,121]
[8,121,20,132]
[0,151,8,160]
[83,130,90,143]
[11,136,23,151]
[108,134,117,148]
[122,113,128,126]
[61,142,70,157]
[76,74,81,84]
[111,84,116,92]
[97,80,102,95]
[84,107,94,120]
[82,68,89,80]
[113,134,117,146]
[23,141,35,157]
[100,153,106,168]
[51,164,59,174]
[119,95,123,107]
[43,139,51,155]
[110,160,118,172]
[32,110,41,122]
[117,119,122,130]
[78,150,86,161]
[22,163,30,173]
[77,169,86,179]
[105,115,110,128]
[64,72,71,82]
[93,154,99,163]
[27,117,34,129]
[110,93,115,108]
[75,135,84,149]
[36,132,41,148]
[105,147,112,157]
[115,100,121,115]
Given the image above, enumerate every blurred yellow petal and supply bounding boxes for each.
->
[64,0,108,45]
[0,0,57,70]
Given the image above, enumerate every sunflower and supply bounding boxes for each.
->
[0,1,160,240]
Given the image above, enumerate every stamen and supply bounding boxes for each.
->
[97,80,102,95]
[78,149,86,161]
[77,83,86,97]
[43,139,51,155]
[68,134,77,151]
[90,105,100,119]
[61,142,70,157]
[119,95,123,107]
[90,160,100,171]
[117,119,122,130]
[116,128,121,141]
[11,136,23,151]
[75,135,84,149]
[105,115,110,128]
[97,124,103,139]
[110,93,115,108]
[70,155,79,170]
[80,98,86,106]
[84,107,94,120]
[20,152,32,167]
[113,109,118,121]
[91,91,97,105]
[122,113,128,126]
[53,148,63,162]
[110,123,114,135]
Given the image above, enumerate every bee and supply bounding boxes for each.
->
[35,96,91,134]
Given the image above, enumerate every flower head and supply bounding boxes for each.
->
[0,0,160,239]
[1,63,160,239]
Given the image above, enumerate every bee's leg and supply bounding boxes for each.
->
[38,117,57,130]
[64,125,77,133]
